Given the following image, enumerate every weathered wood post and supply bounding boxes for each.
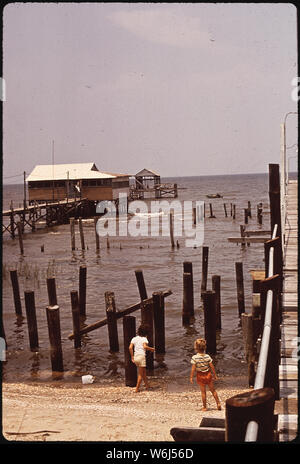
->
[135,269,148,301]
[240,225,246,247]
[209,203,215,218]
[78,217,85,250]
[79,265,87,318]
[212,275,221,330]
[10,202,15,239]
[235,262,245,316]
[192,207,197,225]
[182,272,194,325]
[230,203,233,217]
[70,218,76,251]
[241,313,255,387]
[24,291,39,351]
[94,217,100,252]
[17,222,24,255]
[105,291,119,352]
[123,316,137,387]
[169,211,175,249]
[46,305,64,372]
[223,203,228,217]
[232,204,236,220]
[47,277,57,306]
[183,262,194,317]
[259,275,281,400]
[70,290,81,349]
[141,300,154,372]
[152,291,165,354]
[244,208,249,224]
[225,388,275,442]
[202,290,217,355]
[257,203,263,225]
[10,270,22,316]
[269,164,282,240]
[247,201,252,218]
[201,246,209,296]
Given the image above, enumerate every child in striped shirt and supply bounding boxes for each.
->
[190,338,221,411]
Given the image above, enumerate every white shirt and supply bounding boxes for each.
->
[130,336,149,356]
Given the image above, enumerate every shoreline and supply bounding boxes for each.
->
[2,375,250,442]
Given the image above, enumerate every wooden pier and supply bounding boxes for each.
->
[276,179,298,441]
[2,198,92,238]
[129,183,178,200]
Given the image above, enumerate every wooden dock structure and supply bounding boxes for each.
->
[2,198,92,238]
[276,179,298,441]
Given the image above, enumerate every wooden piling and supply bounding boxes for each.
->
[209,203,215,218]
[10,270,22,316]
[232,204,236,220]
[169,211,175,248]
[182,272,193,325]
[105,291,119,352]
[183,262,194,317]
[70,290,81,349]
[46,305,64,372]
[201,246,209,295]
[70,218,76,251]
[94,217,100,251]
[152,291,165,354]
[247,201,252,218]
[257,203,263,225]
[141,301,154,371]
[78,217,85,250]
[17,222,24,254]
[192,207,197,225]
[79,265,87,318]
[24,291,39,351]
[235,262,245,316]
[241,313,255,387]
[225,388,275,442]
[244,209,249,224]
[212,275,221,330]
[240,225,246,247]
[230,203,233,217]
[135,269,148,300]
[47,277,57,306]
[269,164,282,239]
[223,204,228,218]
[123,316,137,387]
[202,290,217,355]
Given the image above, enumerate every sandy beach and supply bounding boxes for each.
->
[2,376,250,442]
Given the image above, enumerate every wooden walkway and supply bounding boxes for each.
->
[276,180,298,441]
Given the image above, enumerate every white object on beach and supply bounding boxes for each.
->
[82,375,94,384]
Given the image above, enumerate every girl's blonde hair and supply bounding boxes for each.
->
[194,338,206,352]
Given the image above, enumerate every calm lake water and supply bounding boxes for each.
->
[2,173,294,387]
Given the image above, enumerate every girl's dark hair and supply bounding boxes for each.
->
[137,324,149,337]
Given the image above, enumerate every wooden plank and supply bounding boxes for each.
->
[228,237,269,243]
[68,290,172,339]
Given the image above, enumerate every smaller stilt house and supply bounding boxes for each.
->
[135,168,161,191]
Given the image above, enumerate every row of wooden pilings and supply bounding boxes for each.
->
[12,198,265,256]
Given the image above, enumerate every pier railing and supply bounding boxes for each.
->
[244,223,280,442]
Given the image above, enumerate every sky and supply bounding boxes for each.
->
[2,3,298,183]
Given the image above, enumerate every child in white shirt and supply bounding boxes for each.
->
[129,324,155,392]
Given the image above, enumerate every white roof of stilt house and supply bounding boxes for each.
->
[26,163,129,182]
[135,168,160,177]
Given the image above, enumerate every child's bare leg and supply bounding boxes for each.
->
[208,381,221,409]
[135,367,143,392]
[141,367,149,389]
[199,384,207,411]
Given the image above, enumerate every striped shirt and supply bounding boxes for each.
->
[191,353,212,372]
